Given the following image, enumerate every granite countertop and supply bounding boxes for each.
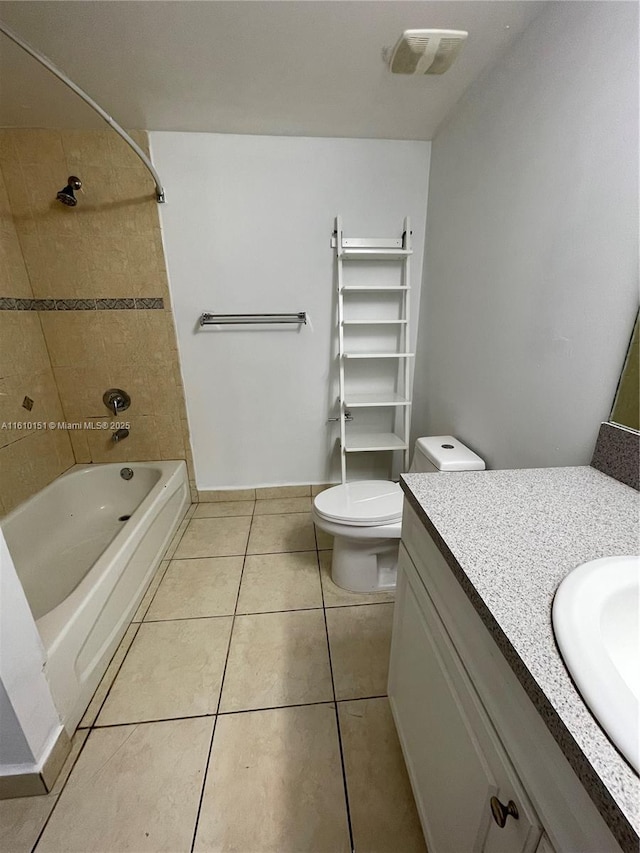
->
[400,466,639,852]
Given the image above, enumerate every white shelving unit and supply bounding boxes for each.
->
[333,216,413,483]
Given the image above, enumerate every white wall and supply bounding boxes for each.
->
[0,530,61,774]
[412,1,639,470]
[153,133,430,488]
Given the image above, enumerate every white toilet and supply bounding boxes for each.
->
[312,435,485,593]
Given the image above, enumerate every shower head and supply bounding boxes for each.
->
[57,176,82,206]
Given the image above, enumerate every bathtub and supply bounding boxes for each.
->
[2,461,189,733]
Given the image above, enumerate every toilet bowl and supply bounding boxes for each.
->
[312,436,484,593]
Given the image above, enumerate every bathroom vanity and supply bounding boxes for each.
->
[389,467,639,853]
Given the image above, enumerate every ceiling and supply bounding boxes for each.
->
[0,1,545,140]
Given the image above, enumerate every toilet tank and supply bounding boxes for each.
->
[410,435,485,473]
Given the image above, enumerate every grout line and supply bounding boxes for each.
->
[76,696,386,732]
[142,604,347,624]
[318,541,356,853]
[91,712,216,729]
[86,621,142,729]
[188,497,256,852]
[29,730,93,853]
[166,546,319,562]
[133,561,171,623]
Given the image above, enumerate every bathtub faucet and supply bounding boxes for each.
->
[112,428,129,443]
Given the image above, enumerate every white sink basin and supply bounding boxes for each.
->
[553,555,640,773]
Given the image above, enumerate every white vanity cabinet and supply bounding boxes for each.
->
[390,543,541,853]
[389,501,623,853]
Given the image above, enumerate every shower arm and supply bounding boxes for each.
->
[0,20,166,203]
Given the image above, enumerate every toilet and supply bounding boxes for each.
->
[312,435,485,593]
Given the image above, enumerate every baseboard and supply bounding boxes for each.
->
[0,727,70,800]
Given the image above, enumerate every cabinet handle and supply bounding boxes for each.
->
[490,796,519,828]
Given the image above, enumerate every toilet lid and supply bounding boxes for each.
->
[314,481,403,526]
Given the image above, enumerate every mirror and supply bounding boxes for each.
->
[610,311,639,431]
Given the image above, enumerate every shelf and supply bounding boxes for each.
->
[343,393,411,408]
[341,285,410,292]
[342,319,407,326]
[343,432,408,453]
[343,352,414,359]
[339,248,412,261]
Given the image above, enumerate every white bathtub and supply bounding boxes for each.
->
[2,461,189,733]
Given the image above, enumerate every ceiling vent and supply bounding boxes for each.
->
[388,29,468,75]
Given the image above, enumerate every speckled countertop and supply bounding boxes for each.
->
[400,466,640,852]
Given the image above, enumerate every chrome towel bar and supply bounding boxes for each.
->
[199,312,307,326]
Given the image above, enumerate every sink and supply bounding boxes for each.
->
[553,555,640,773]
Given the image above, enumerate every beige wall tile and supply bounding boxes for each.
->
[254,496,312,515]
[193,500,255,518]
[256,484,311,499]
[197,488,257,503]
[7,129,65,166]
[0,313,51,376]
[0,128,190,498]
[39,312,106,368]
[61,130,115,169]
[0,435,39,513]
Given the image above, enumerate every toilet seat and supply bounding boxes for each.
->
[313,480,403,527]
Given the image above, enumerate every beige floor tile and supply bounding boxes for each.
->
[0,731,88,853]
[254,496,312,515]
[320,551,395,608]
[237,551,322,614]
[315,524,333,550]
[193,500,255,518]
[194,705,350,853]
[145,557,243,621]
[326,604,394,700]
[219,609,333,712]
[97,617,232,724]
[247,512,316,554]
[131,561,170,622]
[36,717,213,853]
[0,791,58,853]
[175,516,251,558]
[79,624,140,727]
[338,698,427,852]
[255,484,310,499]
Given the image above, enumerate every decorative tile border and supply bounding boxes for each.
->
[0,297,164,311]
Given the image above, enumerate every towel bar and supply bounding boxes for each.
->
[199,312,307,326]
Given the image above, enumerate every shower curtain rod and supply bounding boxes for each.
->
[0,20,166,203]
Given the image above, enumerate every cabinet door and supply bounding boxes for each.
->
[389,545,541,853]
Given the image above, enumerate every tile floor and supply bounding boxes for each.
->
[1,498,426,853]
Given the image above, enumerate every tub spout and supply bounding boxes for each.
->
[112,428,129,443]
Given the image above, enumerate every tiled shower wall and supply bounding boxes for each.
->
[0,129,194,515]
[0,163,73,514]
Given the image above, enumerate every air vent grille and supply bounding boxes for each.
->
[388,29,468,75]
